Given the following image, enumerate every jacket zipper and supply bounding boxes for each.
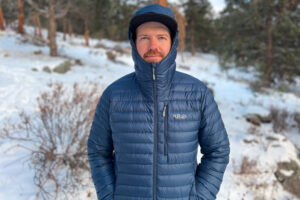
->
[163,103,168,156]
[152,65,158,200]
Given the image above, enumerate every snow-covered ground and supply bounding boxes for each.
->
[1,27,300,200]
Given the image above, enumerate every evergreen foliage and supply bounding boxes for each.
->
[2,0,299,85]
[58,0,137,41]
[217,0,300,84]
[184,0,215,54]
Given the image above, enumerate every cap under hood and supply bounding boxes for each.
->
[128,4,179,101]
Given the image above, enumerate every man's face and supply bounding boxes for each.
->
[136,22,171,63]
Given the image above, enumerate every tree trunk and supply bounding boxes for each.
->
[0,7,5,31]
[63,20,66,41]
[266,16,273,84]
[36,13,42,39]
[48,0,57,56]
[191,20,195,56]
[33,13,38,37]
[5,19,11,28]
[172,6,186,52]
[18,0,25,34]
[85,20,89,46]
[68,23,72,38]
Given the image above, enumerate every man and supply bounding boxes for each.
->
[88,3,230,200]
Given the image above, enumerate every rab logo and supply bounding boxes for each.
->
[173,114,187,119]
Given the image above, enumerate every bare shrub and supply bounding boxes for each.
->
[1,82,101,199]
[240,156,258,174]
[249,80,264,93]
[178,65,190,71]
[248,124,259,135]
[234,156,258,175]
[294,112,300,132]
[270,107,289,133]
[112,45,130,55]
[94,43,109,49]
[106,51,116,61]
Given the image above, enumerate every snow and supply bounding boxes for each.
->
[1,27,300,200]
[280,169,294,177]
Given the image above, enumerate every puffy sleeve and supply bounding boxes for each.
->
[87,89,115,200]
[195,87,230,200]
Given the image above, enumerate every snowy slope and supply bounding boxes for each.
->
[1,28,300,200]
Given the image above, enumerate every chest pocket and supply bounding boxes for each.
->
[163,100,200,163]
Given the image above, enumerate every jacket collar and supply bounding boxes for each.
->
[129,32,178,101]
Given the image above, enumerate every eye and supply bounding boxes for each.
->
[158,36,167,40]
[139,36,150,41]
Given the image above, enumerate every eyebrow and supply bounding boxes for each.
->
[137,34,149,37]
[137,33,170,37]
[157,34,169,36]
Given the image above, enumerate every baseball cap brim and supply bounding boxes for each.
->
[129,12,178,40]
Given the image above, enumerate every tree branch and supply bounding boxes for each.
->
[25,0,48,15]
[54,0,71,19]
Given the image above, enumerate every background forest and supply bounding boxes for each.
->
[1,0,299,86]
[0,0,300,200]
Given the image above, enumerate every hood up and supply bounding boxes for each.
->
[128,4,178,101]
[129,31,178,101]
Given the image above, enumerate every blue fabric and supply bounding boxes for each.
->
[133,4,175,19]
[88,4,230,200]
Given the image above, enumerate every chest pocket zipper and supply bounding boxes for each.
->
[163,103,168,157]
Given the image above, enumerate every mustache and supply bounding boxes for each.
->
[143,49,164,59]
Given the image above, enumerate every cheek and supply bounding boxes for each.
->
[162,42,171,55]
[136,41,148,57]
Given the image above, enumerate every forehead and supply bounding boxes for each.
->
[136,21,170,36]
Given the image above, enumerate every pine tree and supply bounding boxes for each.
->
[0,6,5,30]
[92,0,111,38]
[184,0,214,55]
[218,0,300,85]
[18,0,25,34]
[68,1,93,46]
[272,0,300,82]
[80,0,134,40]
[25,0,71,56]
[33,12,42,39]
[114,2,137,40]
[171,5,187,52]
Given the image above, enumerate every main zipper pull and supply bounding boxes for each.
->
[152,67,156,80]
[163,105,166,117]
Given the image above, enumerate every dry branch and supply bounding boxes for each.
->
[1,82,102,199]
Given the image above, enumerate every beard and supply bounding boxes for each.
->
[143,49,165,62]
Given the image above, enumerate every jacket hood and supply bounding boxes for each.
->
[129,4,178,41]
[128,5,178,101]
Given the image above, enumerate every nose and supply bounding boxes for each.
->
[149,38,158,50]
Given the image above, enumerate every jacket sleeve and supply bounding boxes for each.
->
[195,87,230,200]
[87,90,115,200]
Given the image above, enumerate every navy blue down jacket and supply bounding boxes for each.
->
[87,5,230,200]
